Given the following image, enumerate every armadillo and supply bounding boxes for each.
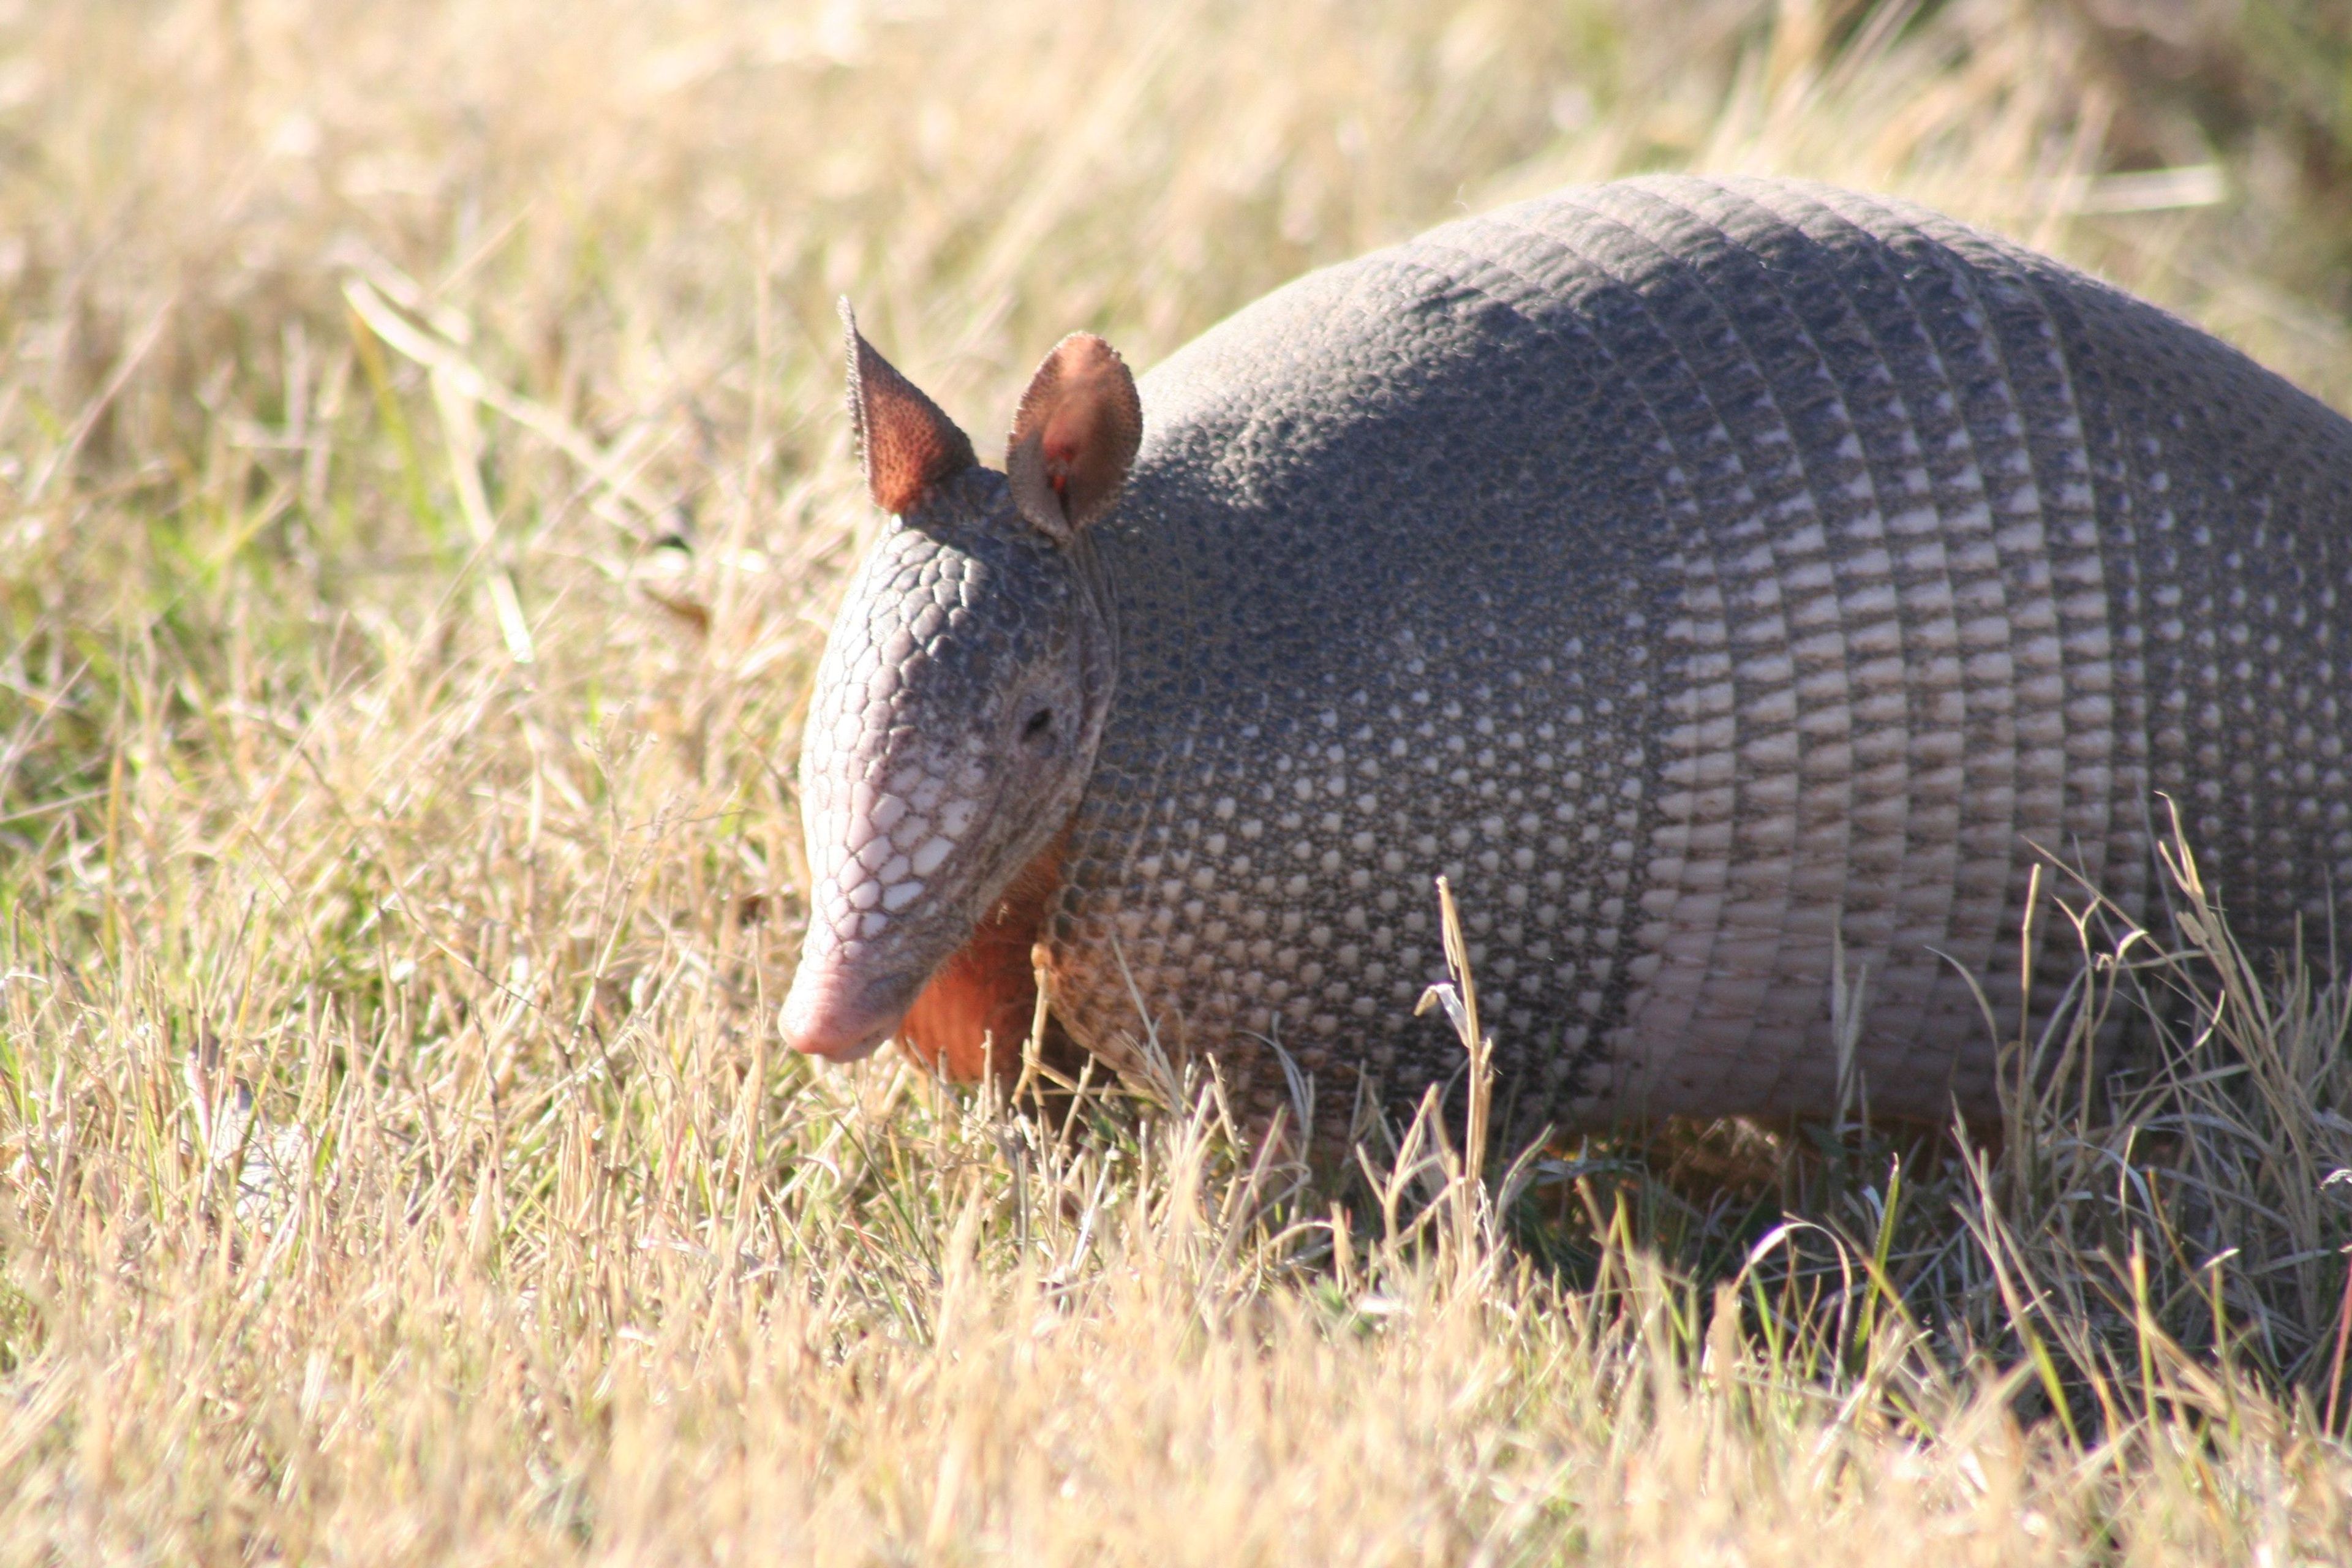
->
[782,175,2352,1142]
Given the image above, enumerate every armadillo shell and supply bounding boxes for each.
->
[1031,175,2352,1142]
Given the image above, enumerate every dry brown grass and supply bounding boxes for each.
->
[6,0,2352,1560]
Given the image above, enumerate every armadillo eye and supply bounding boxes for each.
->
[1020,707,1055,745]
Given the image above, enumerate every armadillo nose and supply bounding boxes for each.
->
[780,958,910,1062]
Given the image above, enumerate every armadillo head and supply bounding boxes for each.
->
[782,307,1142,1063]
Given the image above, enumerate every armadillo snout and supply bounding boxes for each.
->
[780,951,916,1060]
[785,762,979,1061]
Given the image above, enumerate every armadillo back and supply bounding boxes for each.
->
[1039,176,2352,1136]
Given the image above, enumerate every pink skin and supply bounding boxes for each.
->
[780,949,917,1061]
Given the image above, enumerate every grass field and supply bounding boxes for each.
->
[7,0,2352,1559]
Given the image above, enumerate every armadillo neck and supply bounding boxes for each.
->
[1030,175,2352,1140]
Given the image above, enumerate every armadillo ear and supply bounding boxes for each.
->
[1006,333,1142,543]
[841,300,976,516]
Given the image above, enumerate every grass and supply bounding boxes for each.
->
[6,0,2352,1559]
